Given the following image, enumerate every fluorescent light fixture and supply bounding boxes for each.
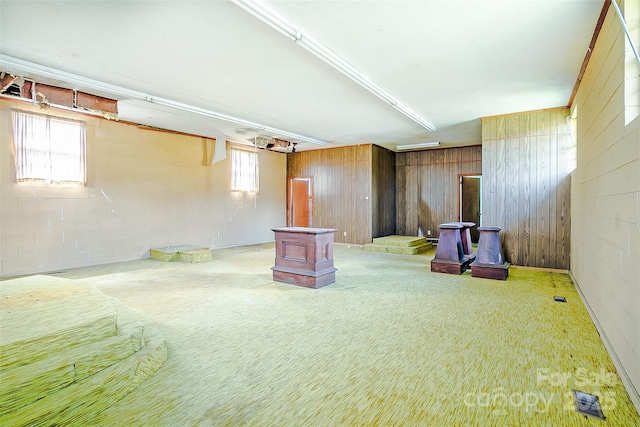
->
[395,141,440,151]
[232,0,436,133]
[0,54,326,146]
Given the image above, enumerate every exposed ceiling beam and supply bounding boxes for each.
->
[0,71,17,93]
[567,0,610,108]
[0,54,327,146]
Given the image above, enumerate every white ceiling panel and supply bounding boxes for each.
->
[0,0,603,151]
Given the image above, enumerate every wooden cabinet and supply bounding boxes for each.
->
[271,227,338,288]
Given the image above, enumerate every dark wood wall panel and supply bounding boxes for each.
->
[287,145,373,245]
[371,145,396,238]
[396,146,482,238]
[481,108,571,269]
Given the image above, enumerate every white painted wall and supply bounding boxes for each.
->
[0,98,287,277]
[571,1,640,411]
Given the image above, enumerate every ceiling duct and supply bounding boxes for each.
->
[255,136,272,149]
[0,54,327,146]
[255,136,292,150]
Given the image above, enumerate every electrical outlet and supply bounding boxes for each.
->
[343,231,347,237]
[427,230,432,236]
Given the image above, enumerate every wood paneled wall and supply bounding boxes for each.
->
[396,146,482,238]
[371,145,396,238]
[481,109,572,269]
[287,145,374,244]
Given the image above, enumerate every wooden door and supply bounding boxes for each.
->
[460,175,481,242]
[288,176,313,227]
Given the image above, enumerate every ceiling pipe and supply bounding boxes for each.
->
[611,0,640,67]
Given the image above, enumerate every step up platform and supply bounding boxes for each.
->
[0,275,167,426]
[363,235,433,255]
[150,245,212,263]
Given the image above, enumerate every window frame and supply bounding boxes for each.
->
[230,148,259,193]
[11,109,87,185]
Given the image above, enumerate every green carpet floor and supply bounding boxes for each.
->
[44,243,638,426]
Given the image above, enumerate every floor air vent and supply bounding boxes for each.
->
[572,390,606,420]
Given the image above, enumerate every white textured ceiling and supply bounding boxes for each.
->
[0,0,602,151]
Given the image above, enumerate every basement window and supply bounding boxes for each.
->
[230,148,259,192]
[11,110,86,185]
[623,0,640,125]
[565,105,578,173]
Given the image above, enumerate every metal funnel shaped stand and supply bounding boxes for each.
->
[459,222,476,265]
[470,226,509,280]
[430,222,468,275]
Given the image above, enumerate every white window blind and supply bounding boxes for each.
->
[11,110,86,184]
[231,149,259,192]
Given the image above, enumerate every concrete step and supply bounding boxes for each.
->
[179,249,213,263]
[0,275,167,426]
[0,321,143,416]
[372,235,427,247]
[0,337,167,427]
[150,245,212,263]
[363,242,432,255]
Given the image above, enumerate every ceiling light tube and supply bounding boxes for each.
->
[0,54,326,146]
[394,105,438,130]
[146,96,326,145]
[396,141,440,151]
[232,0,301,41]
[231,0,436,132]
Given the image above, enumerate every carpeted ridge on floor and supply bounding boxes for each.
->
[8,242,635,426]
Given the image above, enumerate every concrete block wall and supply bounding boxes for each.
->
[571,1,640,410]
[0,98,286,277]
